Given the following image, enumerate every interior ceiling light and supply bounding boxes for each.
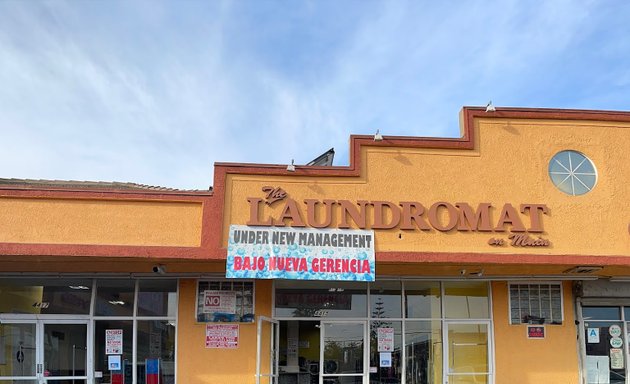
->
[69,285,90,290]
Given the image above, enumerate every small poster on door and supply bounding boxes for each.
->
[377,327,394,352]
[611,348,624,369]
[587,328,600,343]
[106,329,123,355]
[380,352,392,367]
[108,355,122,371]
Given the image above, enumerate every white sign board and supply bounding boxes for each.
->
[611,348,624,370]
[226,226,375,281]
[203,290,236,314]
[105,329,123,355]
[377,328,395,352]
[205,324,239,349]
[587,328,600,344]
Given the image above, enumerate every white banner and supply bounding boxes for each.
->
[226,226,375,281]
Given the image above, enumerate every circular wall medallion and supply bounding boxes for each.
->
[548,150,597,195]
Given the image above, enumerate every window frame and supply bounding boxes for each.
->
[195,279,256,323]
[508,281,564,325]
[548,150,598,196]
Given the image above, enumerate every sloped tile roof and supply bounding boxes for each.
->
[0,178,211,192]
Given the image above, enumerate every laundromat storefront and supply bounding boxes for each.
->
[1,107,629,384]
[269,279,493,384]
[0,278,177,384]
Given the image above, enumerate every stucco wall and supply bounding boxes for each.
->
[176,279,272,384]
[222,116,630,259]
[0,197,203,246]
[492,280,580,384]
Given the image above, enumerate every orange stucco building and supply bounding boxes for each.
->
[0,106,629,384]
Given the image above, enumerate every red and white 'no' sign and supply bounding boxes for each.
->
[205,295,220,306]
[202,290,236,314]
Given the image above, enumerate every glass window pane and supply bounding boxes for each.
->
[197,281,254,322]
[258,320,277,378]
[94,321,133,384]
[275,280,367,318]
[43,323,87,377]
[0,323,37,377]
[572,181,588,195]
[369,321,401,383]
[278,320,319,379]
[509,286,520,323]
[0,381,38,384]
[0,278,92,315]
[447,323,488,374]
[444,282,489,319]
[95,280,135,316]
[370,281,401,318]
[548,150,597,196]
[583,320,625,383]
[583,307,621,321]
[448,375,489,384]
[405,321,442,384]
[510,284,562,324]
[46,381,86,384]
[137,280,177,317]
[136,321,176,384]
[549,173,571,194]
[404,281,441,319]
[322,322,364,374]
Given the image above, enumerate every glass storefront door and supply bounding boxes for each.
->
[256,316,279,384]
[0,321,88,384]
[444,322,491,384]
[0,278,177,384]
[274,280,493,384]
[581,306,627,384]
[320,321,367,384]
[41,321,88,384]
[0,322,38,384]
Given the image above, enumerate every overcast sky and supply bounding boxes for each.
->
[1,1,629,190]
